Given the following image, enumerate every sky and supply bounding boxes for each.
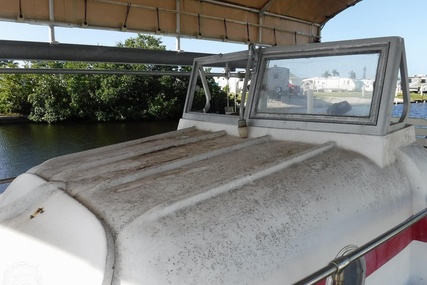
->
[0,0,425,75]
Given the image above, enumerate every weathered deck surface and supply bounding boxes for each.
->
[29,127,316,237]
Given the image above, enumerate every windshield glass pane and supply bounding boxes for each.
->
[255,53,380,118]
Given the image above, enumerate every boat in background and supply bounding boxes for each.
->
[1,36,427,284]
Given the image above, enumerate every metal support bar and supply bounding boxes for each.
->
[0,68,193,76]
[48,0,57,43]
[0,177,15,185]
[121,3,132,30]
[239,44,255,120]
[156,7,161,33]
[201,0,318,26]
[397,46,410,123]
[18,0,24,20]
[293,206,427,285]
[0,40,212,66]
[198,67,211,112]
[83,0,88,26]
[0,68,245,78]
[175,0,181,51]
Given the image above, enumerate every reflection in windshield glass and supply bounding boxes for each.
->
[256,53,380,117]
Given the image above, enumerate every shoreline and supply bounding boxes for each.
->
[0,115,29,124]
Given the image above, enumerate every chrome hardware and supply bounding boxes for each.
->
[326,245,365,285]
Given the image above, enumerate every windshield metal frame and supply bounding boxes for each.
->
[182,50,250,125]
[249,47,387,124]
[245,37,408,135]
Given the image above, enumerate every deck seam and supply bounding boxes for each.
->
[88,135,273,195]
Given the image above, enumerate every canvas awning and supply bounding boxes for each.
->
[0,0,362,46]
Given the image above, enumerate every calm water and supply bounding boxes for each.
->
[392,101,427,118]
[0,120,178,193]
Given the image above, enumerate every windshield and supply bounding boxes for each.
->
[251,51,383,125]
[254,53,380,118]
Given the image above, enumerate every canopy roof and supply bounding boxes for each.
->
[0,0,361,46]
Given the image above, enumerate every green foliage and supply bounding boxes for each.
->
[0,73,33,115]
[0,60,18,68]
[94,74,153,121]
[0,91,9,114]
[395,92,427,101]
[65,67,102,120]
[27,74,71,123]
[118,34,166,50]
[0,59,32,114]
[0,34,200,122]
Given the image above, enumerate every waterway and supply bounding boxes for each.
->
[392,101,427,118]
[0,120,178,193]
[1,102,427,194]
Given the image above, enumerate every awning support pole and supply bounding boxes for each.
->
[49,0,57,43]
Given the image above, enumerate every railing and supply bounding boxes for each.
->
[293,206,427,285]
[407,117,427,147]
[0,177,15,185]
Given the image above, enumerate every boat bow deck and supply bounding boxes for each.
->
[13,126,416,284]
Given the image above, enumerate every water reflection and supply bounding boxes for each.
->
[0,120,178,193]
